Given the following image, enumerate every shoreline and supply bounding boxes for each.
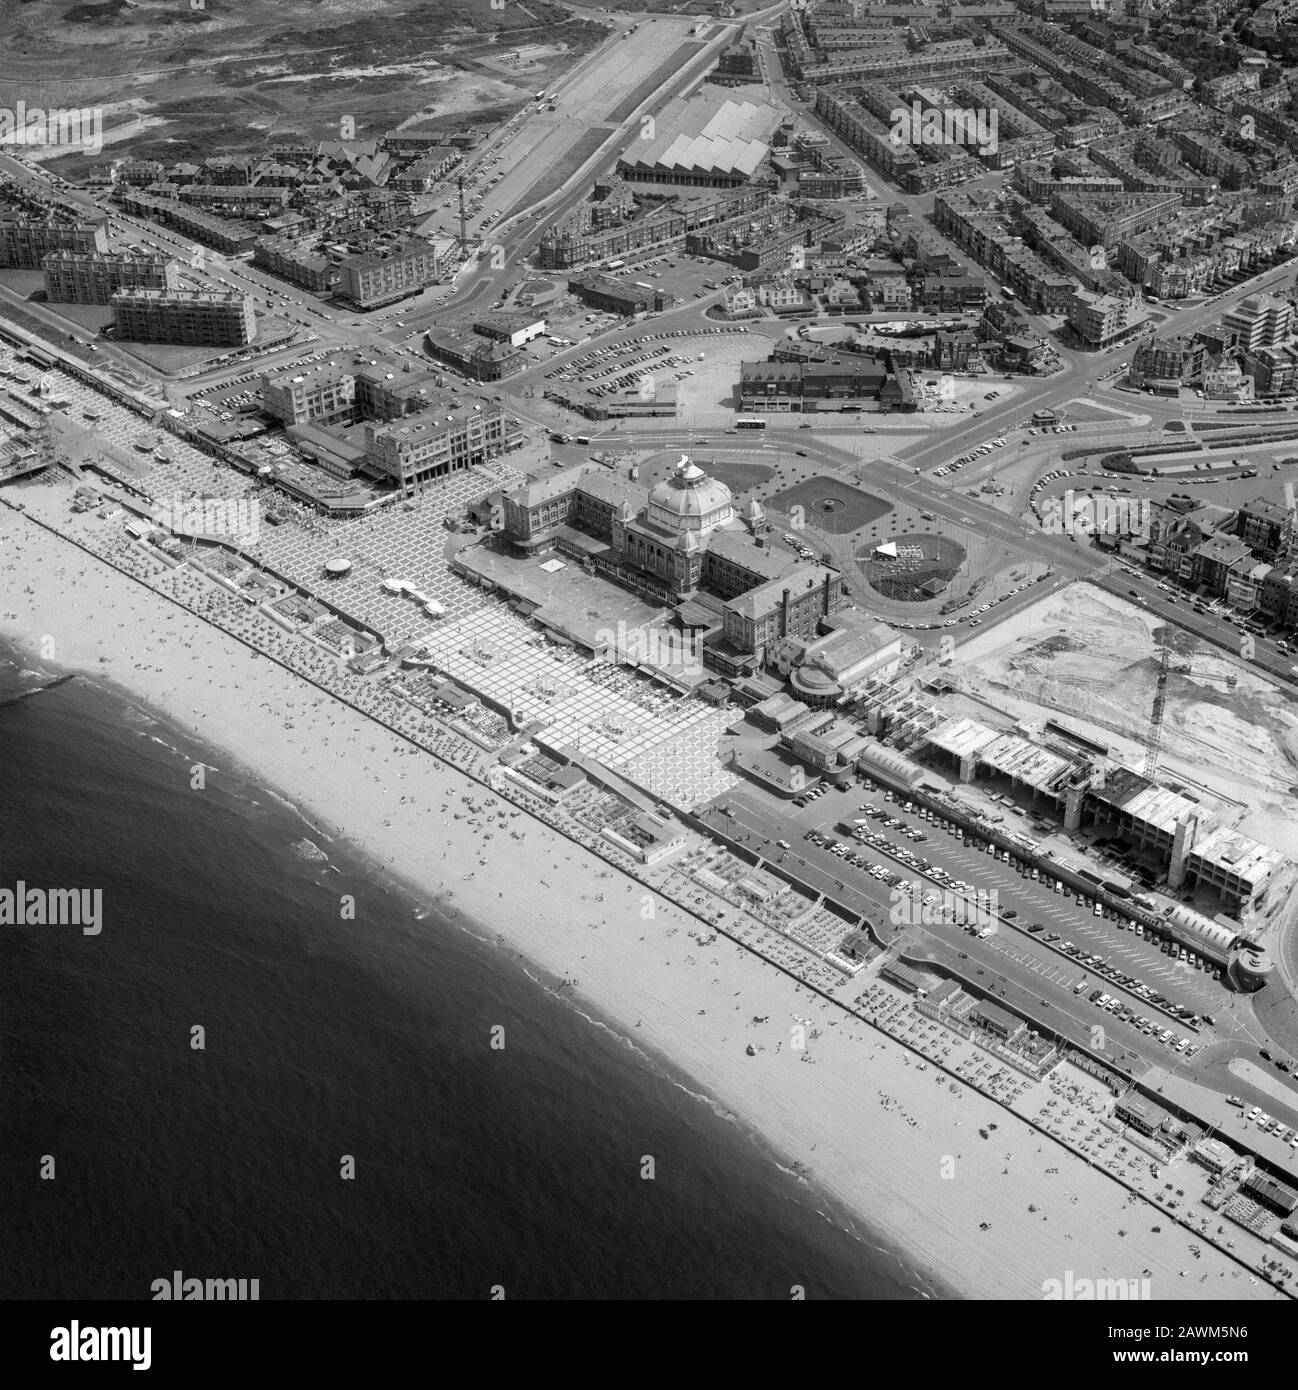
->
[1,498,1284,1301]
[1,622,941,1302]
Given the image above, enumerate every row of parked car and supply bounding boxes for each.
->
[804,828,906,887]
[781,530,817,564]
[1084,987,1200,1057]
[856,801,1227,1019]
[545,341,672,382]
[935,438,1006,476]
[1245,1106,1298,1148]
[1063,936,1207,1022]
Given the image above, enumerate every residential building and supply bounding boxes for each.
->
[0,217,106,269]
[1067,288,1131,348]
[338,237,448,309]
[42,250,178,304]
[111,289,256,346]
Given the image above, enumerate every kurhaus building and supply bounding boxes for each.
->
[500,455,843,668]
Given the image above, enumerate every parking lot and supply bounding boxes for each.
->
[739,773,1238,1048]
[539,324,755,410]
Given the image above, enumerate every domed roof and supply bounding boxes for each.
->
[647,456,733,526]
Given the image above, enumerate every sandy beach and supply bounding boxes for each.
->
[0,498,1284,1301]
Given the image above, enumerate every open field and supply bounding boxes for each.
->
[0,0,605,168]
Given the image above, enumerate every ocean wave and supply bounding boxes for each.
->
[261,784,326,836]
[0,672,77,707]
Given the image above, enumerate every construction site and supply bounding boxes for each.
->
[947,581,1298,871]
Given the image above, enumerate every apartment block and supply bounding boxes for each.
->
[0,217,107,269]
[111,289,257,346]
[1067,288,1131,348]
[42,250,178,304]
[1222,293,1293,352]
[338,238,449,310]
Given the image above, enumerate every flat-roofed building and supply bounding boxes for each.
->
[0,216,106,269]
[338,237,448,309]
[1085,767,1210,859]
[354,360,447,421]
[362,398,506,493]
[1114,1092,1172,1137]
[261,361,357,426]
[1223,293,1293,352]
[111,288,256,346]
[1067,289,1131,349]
[568,272,675,316]
[1181,826,1281,916]
[780,711,869,770]
[971,999,1025,1041]
[42,250,178,304]
[472,312,546,347]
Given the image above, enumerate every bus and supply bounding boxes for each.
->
[999,285,1015,300]
[604,259,625,271]
[535,91,546,101]
[735,417,767,430]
